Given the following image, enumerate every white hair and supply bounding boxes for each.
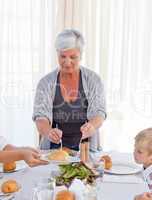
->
[55,29,85,54]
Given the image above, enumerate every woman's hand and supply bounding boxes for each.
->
[80,116,104,139]
[134,193,152,200]
[80,122,96,139]
[21,150,48,167]
[47,128,62,144]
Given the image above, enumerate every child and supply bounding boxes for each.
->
[134,192,152,200]
[134,128,152,192]
[0,136,48,167]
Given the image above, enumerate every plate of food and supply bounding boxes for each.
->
[0,161,27,173]
[41,149,80,164]
[0,179,21,198]
[97,154,142,175]
[55,190,75,200]
[104,162,142,175]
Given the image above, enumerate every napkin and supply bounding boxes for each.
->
[69,179,86,200]
[35,188,54,200]
[52,185,67,200]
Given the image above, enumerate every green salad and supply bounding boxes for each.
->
[55,162,98,186]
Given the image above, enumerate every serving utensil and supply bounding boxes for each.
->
[60,139,62,150]
[56,123,62,150]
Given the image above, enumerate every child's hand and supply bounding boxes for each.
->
[134,192,152,200]
[21,150,48,167]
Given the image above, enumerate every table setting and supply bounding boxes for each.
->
[0,150,149,200]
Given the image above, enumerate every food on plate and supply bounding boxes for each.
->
[56,162,98,186]
[47,149,69,161]
[55,190,75,200]
[1,179,20,193]
[100,155,112,170]
[62,147,77,156]
[62,147,72,154]
[3,162,16,172]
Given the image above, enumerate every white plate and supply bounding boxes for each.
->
[41,153,80,164]
[104,162,142,175]
[0,161,27,173]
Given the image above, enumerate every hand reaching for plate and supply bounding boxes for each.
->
[20,149,49,167]
[18,146,39,154]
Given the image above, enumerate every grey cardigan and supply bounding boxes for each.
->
[33,66,106,152]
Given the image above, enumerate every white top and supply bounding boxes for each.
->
[0,136,8,150]
[143,164,152,192]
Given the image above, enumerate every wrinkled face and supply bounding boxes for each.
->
[134,142,151,166]
[57,48,81,74]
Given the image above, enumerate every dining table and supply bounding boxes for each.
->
[0,151,149,200]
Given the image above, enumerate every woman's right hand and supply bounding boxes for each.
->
[47,128,62,144]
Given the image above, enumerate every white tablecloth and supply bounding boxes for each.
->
[0,151,149,200]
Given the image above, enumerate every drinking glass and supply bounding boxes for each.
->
[84,184,97,200]
[32,177,55,200]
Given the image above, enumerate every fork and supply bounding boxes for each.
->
[60,138,62,150]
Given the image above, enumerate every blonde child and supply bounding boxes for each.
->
[134,128,152,192]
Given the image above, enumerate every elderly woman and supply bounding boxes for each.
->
[33,29,106,151]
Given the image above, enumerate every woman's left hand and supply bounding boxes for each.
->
[80,122,96,139]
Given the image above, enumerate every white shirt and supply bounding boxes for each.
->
[0,136,8,150]
[143,164,152,192]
